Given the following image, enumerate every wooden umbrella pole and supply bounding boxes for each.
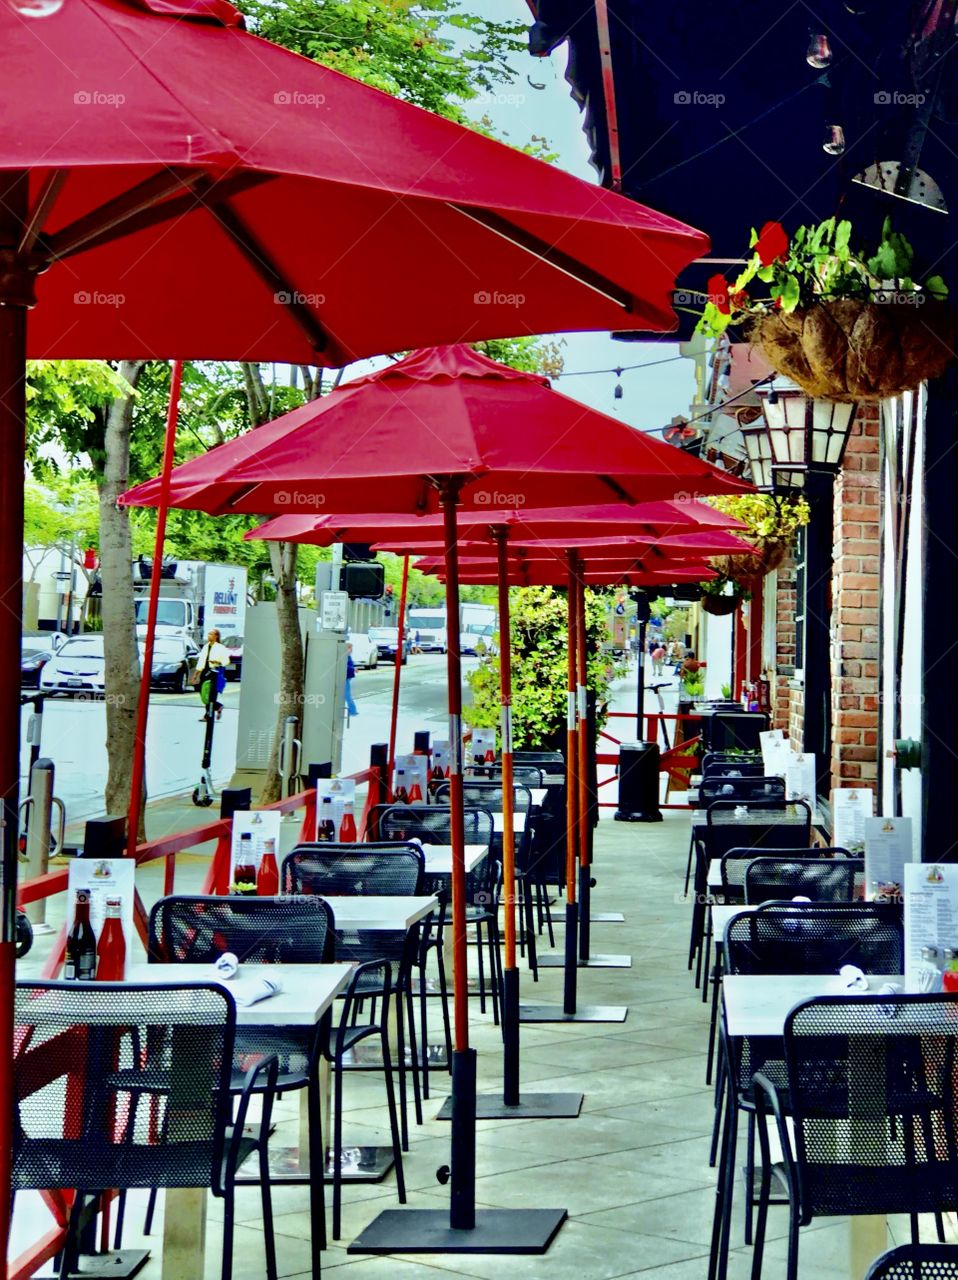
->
[126,359,183,858]
[386,553,410,783]
[439,479,476,1231]
[575,562,592,962]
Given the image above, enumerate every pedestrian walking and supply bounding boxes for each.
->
[651,643,666,676]
[345,642,358,717]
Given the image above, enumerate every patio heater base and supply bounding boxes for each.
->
[434,1091,584,1119]
[38,1249,150,1279]
[348,1207,568,1254]
[518,1003,628,1023]
[537,953,632,969]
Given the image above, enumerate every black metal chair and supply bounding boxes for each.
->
[146,893,335,1264]
[374,802,502,1025]
[706,711,769,752]
[13,979,278,1280]
[709,904,905,1280]
[744,853,861,904]
[751,994,958,1280]
[865,1245,958,1278]
[684,779,788,898]
[282,843,423,1234]
[701,753,764,778]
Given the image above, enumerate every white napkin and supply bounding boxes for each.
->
[791,896,811,903]
[229,975,284,1007]
[876,981,904,1019]
[734,805,748,819]
[840,964,869,991]
[213,952,240,979]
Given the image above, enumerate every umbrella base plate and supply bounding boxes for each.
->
[349,1207,568,1254]
[38,1250,150,1279]
[519,1003,628,1024]
[434,1091,584,1119]
[537,953,632,969]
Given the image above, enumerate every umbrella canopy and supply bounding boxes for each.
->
[427,565,715,586]
[372,530,754,558]
[123,346,752,515]
[4,0,710,361]
[246,498,747,547]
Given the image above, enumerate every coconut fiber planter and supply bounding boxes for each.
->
[752,299,956,401]
[701,593,739,617]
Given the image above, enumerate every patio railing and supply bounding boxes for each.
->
[596,709,703,811]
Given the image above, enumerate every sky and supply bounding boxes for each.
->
[339,0,698,433]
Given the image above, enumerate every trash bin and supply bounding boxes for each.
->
[614,741,663,823]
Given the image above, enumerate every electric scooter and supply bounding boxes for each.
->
[192,673,218,807]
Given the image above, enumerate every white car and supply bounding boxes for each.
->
[348,631,379,670]
[41,635,197,695]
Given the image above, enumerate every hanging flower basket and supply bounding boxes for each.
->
[701,591,739,616]
[710,538,790,590]
[751,299,957,402]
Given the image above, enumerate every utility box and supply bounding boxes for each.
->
[614,741,663,823]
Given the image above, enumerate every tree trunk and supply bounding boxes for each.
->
[260,538,303,803]
[97,361,145,826]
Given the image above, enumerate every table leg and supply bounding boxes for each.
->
[850,1215,886,1278]
[162,1188,206,1280]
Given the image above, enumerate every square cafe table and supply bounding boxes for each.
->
[126,961,353,1280]
[722,971,905,1276]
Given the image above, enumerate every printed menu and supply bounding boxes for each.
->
[316,777,357,839]
[831,787,874,854]
[903,861,958,991]
[863,815,913,900]
[759,729,790,779]
[67,857,136,977]
[470,728,497,767]
[392,753,428,804]
[785,752,816,804]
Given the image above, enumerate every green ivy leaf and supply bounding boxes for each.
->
[926,274,949,299]
[778,274,801,313]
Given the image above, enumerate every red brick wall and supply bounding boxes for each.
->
[830,405,880,793]
[773,556,796,733]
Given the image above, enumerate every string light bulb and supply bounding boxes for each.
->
[6,0,64,17]
[822,124,846,155]
[806,33,833,68]
[613,367,623,401]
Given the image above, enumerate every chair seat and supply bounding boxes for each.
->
[13,1136,257,1191]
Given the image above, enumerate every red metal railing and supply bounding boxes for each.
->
[10,764,383,1280]
[596,709,703,810]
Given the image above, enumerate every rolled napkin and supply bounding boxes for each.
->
[734,805,748,819]
[213,952,240,980]
[791,895,811,903]
[229,975,284,1007]
[876,981,904,1019]
[840,964,869,991]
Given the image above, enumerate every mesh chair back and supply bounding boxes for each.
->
[373,805,495,907]
[700,776,787,805]
[745,855,862,904]
[14,980,233,1191]
[704,801,811,866]
[865,1245,958,1279]
[282,844,425,968]
[149,893,334,965]
[707,712,769,752]
[725,902,903,976]
[468,765,544,788]
[785,994,958,1218]
[702,759,766,780]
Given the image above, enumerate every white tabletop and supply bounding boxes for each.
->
[711,903,755,937]
[493,811,527,834]
[128,962,353,1026]
[322,895,438,931]
[722,972,903,1038]
[423,845,488,876]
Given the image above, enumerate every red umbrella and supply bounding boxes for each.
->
[123,345,750,1250]
[247,499,747,546]
[374,529,753,558]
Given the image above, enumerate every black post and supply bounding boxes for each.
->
[369,742,389,838]
[450,1048,477,1230]
[501,967,520,1106]
[578,864,590,963]
[563,902,578,1013]
[635,616,647,739]
[220,786,251,821]
[801,473,834,799]
[413,730,431,754]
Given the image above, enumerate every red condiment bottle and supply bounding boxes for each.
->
[96,895,126,981]
[257,837,279,895]
[339,806,357,843]
[408,781,423,803]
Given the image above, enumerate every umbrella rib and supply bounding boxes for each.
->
[449,204,634,312]
[41,169,207,263]
[19,170,66,256]
[599,475,638,503]
[205,192,331,358]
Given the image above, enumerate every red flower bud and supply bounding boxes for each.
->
[730,289,750,309]
[707,273,731,315]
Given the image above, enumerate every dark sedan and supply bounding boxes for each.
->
[21,631,67,687]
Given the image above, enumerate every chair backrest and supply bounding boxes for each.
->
[434,781,533,819]
[724,901,904,976]
[702,759,766,780]
[13,980,234,1192]
[744,854,862,904]
[785,994,958,1219]
[514,750,564,767]
[700,775,787,805]
[704,801,811,863]
[707,712,769,752]
[282,843,424,896]
[149,893,334,964]
[373,804,494,849]
[468,764,544,788]
[864,1245,958,1279]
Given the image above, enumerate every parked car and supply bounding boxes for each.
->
[369,626,411,664]
[20,630,67,687]
[222,633,243,681]
[40,635,197,696]
[348,631,379,670]
[462,624,497,657]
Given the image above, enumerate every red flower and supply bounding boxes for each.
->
[755,221,788,266]
[707,273,730,314]
[730,289,750,310]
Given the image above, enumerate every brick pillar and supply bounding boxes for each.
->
[830,405,880,793]
[773,556,796,733]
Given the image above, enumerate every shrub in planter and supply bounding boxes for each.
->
[694,216,953,400]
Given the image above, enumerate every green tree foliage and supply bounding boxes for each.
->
[467,587,620,751]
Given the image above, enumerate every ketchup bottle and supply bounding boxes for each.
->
[96,895,126,981]
[339,804,357,843]
[257,837,279,895]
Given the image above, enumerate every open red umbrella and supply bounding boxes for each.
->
[125,343,750,1253]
